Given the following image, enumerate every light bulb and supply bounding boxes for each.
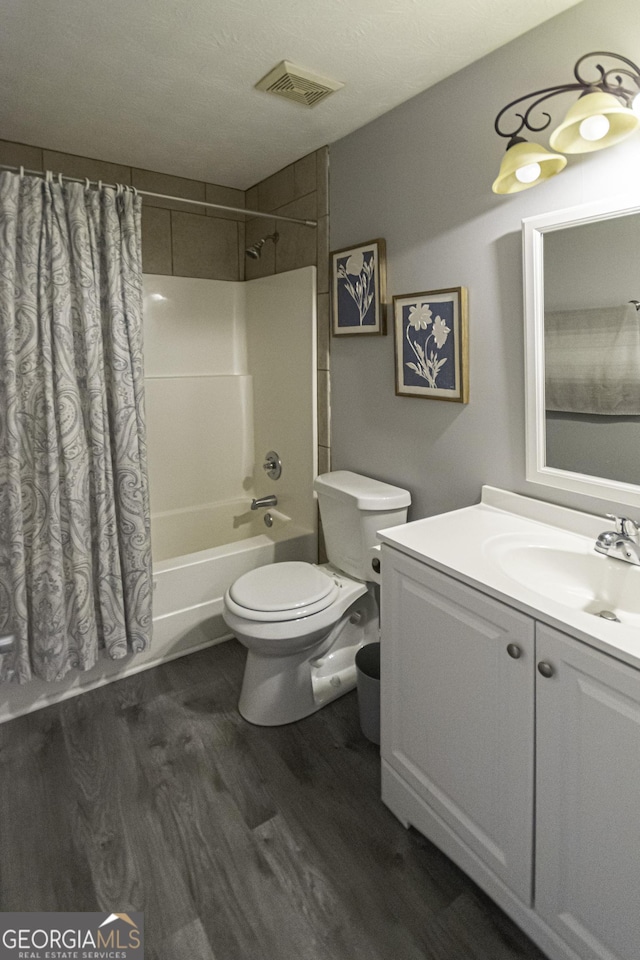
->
[515,162,542,184]
[578,114,610,142]
[632,92,640,117]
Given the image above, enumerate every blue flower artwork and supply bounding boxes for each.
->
[402,299,455,390]
[331,239,386,336]
[336,250,377,327]
[393,288,468,402]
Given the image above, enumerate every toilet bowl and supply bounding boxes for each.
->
[222,471,411,726]
[224,562,377,725]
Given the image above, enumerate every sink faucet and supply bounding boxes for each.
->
[251,494,278,511]
[594,514,640,565]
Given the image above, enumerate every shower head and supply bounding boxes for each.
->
[245,231,279,260]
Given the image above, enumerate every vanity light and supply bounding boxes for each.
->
[549,91,639,153]
[492,52,640,195]
[492,140,566,194]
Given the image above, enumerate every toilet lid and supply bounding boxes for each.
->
[229,561,338,615]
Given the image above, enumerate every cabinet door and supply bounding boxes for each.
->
[381,547,535,903]
[536,624,640,960]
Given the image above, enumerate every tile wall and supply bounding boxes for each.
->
[0,137,331,499]
[0,139,246,281]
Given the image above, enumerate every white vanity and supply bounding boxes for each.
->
[379,487,640,960]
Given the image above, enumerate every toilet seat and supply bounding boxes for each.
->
[225,561,340,622]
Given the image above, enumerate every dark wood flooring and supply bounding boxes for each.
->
[0,641,546,960]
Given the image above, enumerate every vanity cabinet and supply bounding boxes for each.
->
[535,624,640,960]
[380,548,535,902]
[381,545,640,960]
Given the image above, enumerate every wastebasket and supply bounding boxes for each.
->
[355,642,381,745]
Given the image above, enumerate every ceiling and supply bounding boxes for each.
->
[1,0,582,190]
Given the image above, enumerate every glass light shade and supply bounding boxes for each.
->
[633,91,640,117]
[492,141,566,195]
[549,91,639,153]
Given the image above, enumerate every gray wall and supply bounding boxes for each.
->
[329,0,640,521]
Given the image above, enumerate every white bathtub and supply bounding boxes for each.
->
[0,500,315,723]
[152,499,317,655]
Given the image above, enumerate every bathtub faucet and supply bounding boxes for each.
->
[251,494,278,510]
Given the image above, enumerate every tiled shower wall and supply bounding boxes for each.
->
[0,138,330,476]
[0,139,246,280]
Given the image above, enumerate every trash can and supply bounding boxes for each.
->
[355,642,381,745]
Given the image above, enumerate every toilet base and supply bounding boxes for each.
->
[238,591,378,726]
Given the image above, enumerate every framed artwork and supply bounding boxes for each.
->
[330,238,387,336]
[393,287,468,402]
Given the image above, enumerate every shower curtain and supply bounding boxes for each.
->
[0,171,152,683]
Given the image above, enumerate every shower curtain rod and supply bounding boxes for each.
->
[0,163,318,227]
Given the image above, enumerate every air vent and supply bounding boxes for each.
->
[255,61,344,108]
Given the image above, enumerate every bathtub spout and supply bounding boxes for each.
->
[251,494,278,510]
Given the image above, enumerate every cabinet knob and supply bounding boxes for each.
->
[506,643,522,659]
[537,661,555,678]
[371,557,381,574]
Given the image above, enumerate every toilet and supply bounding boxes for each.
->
[222,470,411,726]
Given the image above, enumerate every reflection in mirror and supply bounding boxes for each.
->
[543,215,640,486]
[523,195,640,508]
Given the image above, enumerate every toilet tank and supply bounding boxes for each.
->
[313,471,411,580]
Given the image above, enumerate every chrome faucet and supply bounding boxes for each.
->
[594,514,640,565]
[251,494,278,511]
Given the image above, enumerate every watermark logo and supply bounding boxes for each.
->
[0,912,144,959]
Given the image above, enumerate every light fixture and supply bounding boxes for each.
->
[492,52,640,195]
[549,90,639,152]
[492,140,566,195]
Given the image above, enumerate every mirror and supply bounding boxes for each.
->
[523,193,640,508]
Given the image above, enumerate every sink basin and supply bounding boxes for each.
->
[486,531,640,626]
[379,488,640,665]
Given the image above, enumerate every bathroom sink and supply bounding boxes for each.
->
[486,531,640,626]
[379,487,640,667]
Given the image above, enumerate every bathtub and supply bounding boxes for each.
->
[152,499,317,656]
[0,499,315,724]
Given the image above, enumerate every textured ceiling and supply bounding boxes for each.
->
[1,0,582,189]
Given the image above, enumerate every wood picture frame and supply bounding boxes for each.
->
[330,238,387,336]
[393,286,468,402]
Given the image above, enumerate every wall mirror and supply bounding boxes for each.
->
[523,193,640,508]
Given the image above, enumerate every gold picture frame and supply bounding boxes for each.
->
[393,287,469,402]
[330,238,387,336]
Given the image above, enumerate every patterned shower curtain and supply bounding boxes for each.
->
[0,171,152,683]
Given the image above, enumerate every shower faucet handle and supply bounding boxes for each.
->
[262,450,282,480]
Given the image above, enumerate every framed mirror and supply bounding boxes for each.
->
[523,193,640,508]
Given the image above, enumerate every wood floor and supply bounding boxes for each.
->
[0,641,546,960]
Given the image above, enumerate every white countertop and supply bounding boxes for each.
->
[378,486,640,671]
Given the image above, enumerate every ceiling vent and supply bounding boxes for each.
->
[255,61,344,108]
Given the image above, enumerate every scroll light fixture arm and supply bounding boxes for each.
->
[492,52,640,195]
